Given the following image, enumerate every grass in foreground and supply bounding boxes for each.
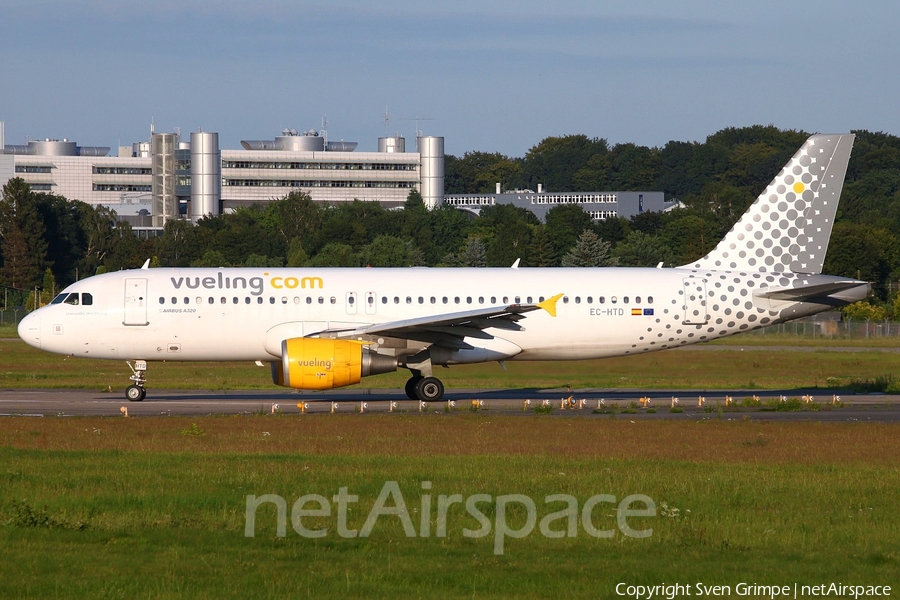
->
[1,416,899,598]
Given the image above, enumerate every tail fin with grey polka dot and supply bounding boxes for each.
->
[683,134,854,275]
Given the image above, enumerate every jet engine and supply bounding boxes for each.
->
[271,338,397,390]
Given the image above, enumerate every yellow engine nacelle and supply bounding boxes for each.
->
[271,338,397,390]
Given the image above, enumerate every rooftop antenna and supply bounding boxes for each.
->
[399,115,436,138]
[321,115,328,146]
[382,106,390,136]
[150,117,154,136]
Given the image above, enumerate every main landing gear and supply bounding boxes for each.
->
[404,373,445,401]
[125,360,147,402]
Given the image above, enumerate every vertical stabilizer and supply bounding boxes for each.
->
[684,134,854,274]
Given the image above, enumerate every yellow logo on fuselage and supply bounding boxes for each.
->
[270,276,324,290]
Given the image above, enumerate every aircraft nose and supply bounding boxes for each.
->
[17,311,41,349]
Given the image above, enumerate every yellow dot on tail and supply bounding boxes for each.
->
[793,182,805,194]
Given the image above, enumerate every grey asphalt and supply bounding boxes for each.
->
[1,387,897,421]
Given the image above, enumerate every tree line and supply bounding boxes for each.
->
[2,125,899,317]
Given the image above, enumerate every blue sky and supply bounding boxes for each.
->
[1,1,897,156]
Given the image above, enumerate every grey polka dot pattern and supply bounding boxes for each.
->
[687,134,855,275]
[614,134,859,357]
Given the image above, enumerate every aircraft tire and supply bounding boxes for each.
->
[404,376,422,400]
[126,385,145,402]
[415,377,444,401]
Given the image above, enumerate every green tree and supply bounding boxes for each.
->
[262,191,323,256]
[34,193,86,285]
[660,214,720,266]
[285,238,309,267]
[613,231,675,267]
[361,235,421,267]
[444,152,523,193]
[476,204,539,267]
[442,236,486,267]
[243,254,283,267]
[190,250,230,268]
[842,301,886,322]
[560,230,616,267]
[544,204,594,263]
[0,178,48,291]
[523,135,608,192]
[306,243,361,267]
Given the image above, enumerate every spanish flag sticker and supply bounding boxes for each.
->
[631,308,642,316]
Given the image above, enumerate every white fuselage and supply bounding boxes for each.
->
[18,266,865,364]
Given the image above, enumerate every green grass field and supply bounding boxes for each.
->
[1,417,899,598]
[3,322,900,597]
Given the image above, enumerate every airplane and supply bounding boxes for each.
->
[18,134,870,402]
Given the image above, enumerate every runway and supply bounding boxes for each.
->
[1,387,898,421]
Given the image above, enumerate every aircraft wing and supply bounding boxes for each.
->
[311,294,562,349]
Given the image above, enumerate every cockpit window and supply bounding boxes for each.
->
[64,293,80,306]
[51,293,67,305]
[81,293,93,306]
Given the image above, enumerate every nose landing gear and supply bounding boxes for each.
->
[125,360,147,402]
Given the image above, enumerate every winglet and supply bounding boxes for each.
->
[537,293,564,317]
[141,259,150,270]
[511,258,520,269]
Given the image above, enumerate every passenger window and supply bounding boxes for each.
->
[232,297,238,304]
[563,296,569,304]
[82,293,93,306]
[478,297,484,304]
[635,296,642,304]
[294,297,300,304]
[269,297,275,304]
[648,296,654,304]
[406,297,412,304]
[430,297,436,304]
[418,297,424,304]
[171,297,178,305]
[159,297,166,304]
[367,296,374,305]
[539,296,544,302]
[442,297,448,304]
[611,297,617,304]
[599,297,605,304]
[196,297,202,305]
[257,297,263,304]
[210,297,215,304]
[502,297,508,303]
[331,297,337,305]
[526,296,532,303]
[394,297,400,304]
[306,297,312,304]
[466,297,472,304]
[491,297,497,304]
[575,297,581,304]
[318,297,324,304]
[281,297,287,304]
[624,296,630,304]
[515,296,520,303]
[454,297,460,304]
[244,297,251,304]
[184,297,190,304]
[587,296,593,304]
[221,297,227,304]
[348,296,355,305]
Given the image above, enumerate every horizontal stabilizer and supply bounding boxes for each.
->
[756,280,869,303]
